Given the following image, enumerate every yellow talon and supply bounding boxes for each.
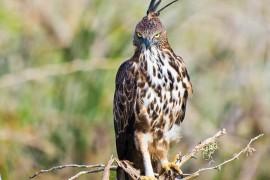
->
[162,162,183,175]
[173,153,182,163]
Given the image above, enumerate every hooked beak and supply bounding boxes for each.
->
[142,38,152,50]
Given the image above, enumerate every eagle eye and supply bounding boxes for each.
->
[154,33,161,39]
[136,32,142,38]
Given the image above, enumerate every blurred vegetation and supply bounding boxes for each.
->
[0,0,269,179]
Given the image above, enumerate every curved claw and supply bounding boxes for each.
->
[161,162,183,177]
[173,153,182,163]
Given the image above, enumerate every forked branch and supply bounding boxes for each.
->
[182,133,264,180]
[176,128,227,168]
[29,129,264,180]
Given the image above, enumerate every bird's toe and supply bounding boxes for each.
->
[161,162,183,177]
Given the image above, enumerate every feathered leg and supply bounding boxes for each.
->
[135,131,156,180]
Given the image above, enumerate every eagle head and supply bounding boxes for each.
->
[133,14,167,50]
[133,0,178,50]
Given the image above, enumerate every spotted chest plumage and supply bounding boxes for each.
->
[134,47,191,140]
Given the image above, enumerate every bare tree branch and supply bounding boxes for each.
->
[177,128,227,168]
[239,143,267,180]
[29,129,264,180]
[67,167,106,180]
[182,133,264,180]
[102,155,115,180]
[30,163,117,179]
[114,159,140,180]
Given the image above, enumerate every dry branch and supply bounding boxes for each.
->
[29,129,264,180]
[177,128,227,168]
[68,167,107,180]
[102,155,115,180]
[182,133,264,180]
[114,159,141,180]
[30,163,117,179]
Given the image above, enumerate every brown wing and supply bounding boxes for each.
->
[175,55,193,124]
[113,59,137,160]
[176,55,193,96]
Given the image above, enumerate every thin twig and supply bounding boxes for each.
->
[182,133,264,180]
[30,163,116,179]
[177,129,227,168]
[102,155,115,180]
[67,166,118,180]
[68,168,105,180]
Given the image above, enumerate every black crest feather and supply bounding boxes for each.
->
[147,0,161,15]
[147,0,179,16]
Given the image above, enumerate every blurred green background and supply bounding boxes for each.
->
[0,0,269,179]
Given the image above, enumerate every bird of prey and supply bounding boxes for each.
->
[113,0,192,179]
